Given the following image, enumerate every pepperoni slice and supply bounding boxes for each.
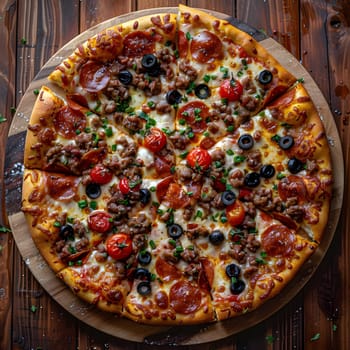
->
[178,101,209,133]
[66,94,89,110]
[80,148,107,169]
[79,61,110,93]
[261,224,296,257]
[154,156,173,177]
[156,176,174,202]
[200,257,214,289]
[278,175,307,203]
[268,87,296,109]
[169,280,201,314]
[53,106,86,139]
[155,258,181,282]
[190,30,224,63]
[178,30,188,58]
[46,174,79,201]
[163,182,191,209]
[122,31,155,57]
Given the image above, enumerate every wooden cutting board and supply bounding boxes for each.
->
[5,7,344,346]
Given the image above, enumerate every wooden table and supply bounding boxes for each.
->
[0,1,349,349]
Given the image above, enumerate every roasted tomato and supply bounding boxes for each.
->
[186,147,212,170]
[90,165,113,185]
[219,79,243,102]
[106,233,133,260]
[226,199,245,226]
[144,128,167,152]
[88,211,113,233]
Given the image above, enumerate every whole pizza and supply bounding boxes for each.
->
[21,5,332,324]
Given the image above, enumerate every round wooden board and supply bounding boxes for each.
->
[7,7,344,346]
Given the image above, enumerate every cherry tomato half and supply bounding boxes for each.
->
[186,147,212,170]
[88,211,113,233]
[119,177,131,194]
[226,199,245,227]
[106,233,133,260]
[144,128,167,153]
[90,165,113,185]
[219,79,243,102]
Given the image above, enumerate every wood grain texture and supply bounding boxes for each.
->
[236,0,300,59]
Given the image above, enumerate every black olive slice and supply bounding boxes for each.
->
[86,183,101,199]
[278,135,294,150]
[238,134,254,150]
[137,251,152,266]
[137,281,152,296]
[225,263,241,278]
[141,54,160,76]
[230,279,246,295]
[288,157,304,174]
[134,267,152,281]
[260,164,275,179]
[209,230,225,245]
[118,70,133,85]
[244,172,261,187]
[258,70,273,85]
[59,224,74,240]
[221,190,236,206]
[166,90,182,105]
[194,84,211,99]
[167,223,183,239]
[139,188,151,205]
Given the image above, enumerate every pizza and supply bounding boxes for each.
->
[21,5,333,325]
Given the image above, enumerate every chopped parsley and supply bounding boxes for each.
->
[33,89,40,96]
[310,333,320,342]
[0,225,11,233]
[78,200,88,209]
[234,155,245,164]
[185,32,192,40]
[0,114,6,123]
[149,240,156,249]
[220,66,229,78]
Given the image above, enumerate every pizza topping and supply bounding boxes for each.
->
[167,223,183,239]
[209,230,225,245]
[226,200,245,226]
[79,61,110,93]
[186,147,212,170]
[134,267,152,281]
[166,89,182,105]
[169,280,201,314]
[118,70,133,85]
[238,134,254,150]
[59,224,74,240]
[123,31,155,57]
[53,106,86,139]
[190,30,224,63]
[106,233,133,260]
[156,257,182,281]
[230,279,246,295]
[47,174,78,201]
[141,54,160,76]
[244,172,261,187]
[221,190,237,206]
[258,70,273,85]
[144,128,167,152]
[139,188,151,205]
[278,175,307,203]
[278,135,294,150]
[259,164,275,179]
[137,281,152,296]
[90,165,113,184]
[85,183,101,199]
[88,211,113,233]
[261,224,296,257]
[287,158,304,174]
[225,263,241,278]
[137,251,152,265]
[194,84,211,99]
[219,78,243,102]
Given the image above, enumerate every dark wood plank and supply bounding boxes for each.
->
[188,0,234,15]
[236,0,300,59]
[0,1,18,350]
[136,0,186,10]
[320,1,350,350]
[80,0,135,31]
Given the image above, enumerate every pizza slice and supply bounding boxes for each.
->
[175,4,296,119]
[122,219,215,324]
[48,13,178,117]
